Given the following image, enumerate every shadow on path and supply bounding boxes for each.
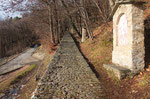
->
[70,34,100,79]
[144,16,150,68]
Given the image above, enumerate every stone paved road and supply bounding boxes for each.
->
[32,33,102,99]
[0,48,39,75]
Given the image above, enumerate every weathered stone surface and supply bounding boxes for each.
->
[107,1,145,79]
[32,32,102,99]
[116,0,145,3]
[81,28,86,43]
[109,0,145,21]
[32,51,45,60]
[103,64,131,80]
[112,3,145,73]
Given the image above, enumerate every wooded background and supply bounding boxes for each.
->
[1,0,149,58]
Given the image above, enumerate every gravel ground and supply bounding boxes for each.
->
[32,33,102,99]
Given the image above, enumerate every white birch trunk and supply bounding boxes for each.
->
[81,28,86,43]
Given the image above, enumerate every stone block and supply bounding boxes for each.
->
[103,64,131,80]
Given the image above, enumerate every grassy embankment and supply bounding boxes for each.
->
[0,64,37,93]
[75,2,150,98]
[17,46,55,98]
[0,46,56,98]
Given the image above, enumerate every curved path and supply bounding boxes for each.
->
[32,33,102,99]
[0,48,39,75]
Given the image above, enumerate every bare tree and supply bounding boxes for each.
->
[91,0,110,25]
[0,0,114,56]
[0,17,39,58]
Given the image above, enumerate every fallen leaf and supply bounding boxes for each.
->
[140,72,143,75]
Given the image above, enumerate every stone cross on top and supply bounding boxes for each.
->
[104,0,146,79]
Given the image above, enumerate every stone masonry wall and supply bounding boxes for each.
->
[132,4,145,73]
[112,3,145,73]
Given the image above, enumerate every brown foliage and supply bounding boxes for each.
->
[0,17,39,58]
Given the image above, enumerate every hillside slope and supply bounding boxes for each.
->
[77,1,150,98]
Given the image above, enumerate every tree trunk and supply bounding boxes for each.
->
[0,35,2,58]
[79,15,82,35]
[81,28,86,42]
[91,0,109,26]
[50,15,55,44]
[60,0,81,38]
[80,0,93,39]
[109,0,115,10]
[70,16,81,37]
[48,6,55,44]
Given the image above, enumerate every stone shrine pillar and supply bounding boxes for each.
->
[104,0,145,79]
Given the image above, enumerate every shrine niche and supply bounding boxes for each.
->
[104,0,145,79]
[117,14,128,46]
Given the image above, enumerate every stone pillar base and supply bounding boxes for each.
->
[103,64,131,80]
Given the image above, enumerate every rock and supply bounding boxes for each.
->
[21,85,26,89]
[0,93,5,98]
[103,64,131,80]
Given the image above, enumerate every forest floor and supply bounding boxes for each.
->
[72,2,150,98]
[17,47,55,99]
[73,24,150,98]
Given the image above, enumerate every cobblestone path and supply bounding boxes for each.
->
[32,33,102,99]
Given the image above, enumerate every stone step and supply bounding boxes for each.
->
[103,64,131,80]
